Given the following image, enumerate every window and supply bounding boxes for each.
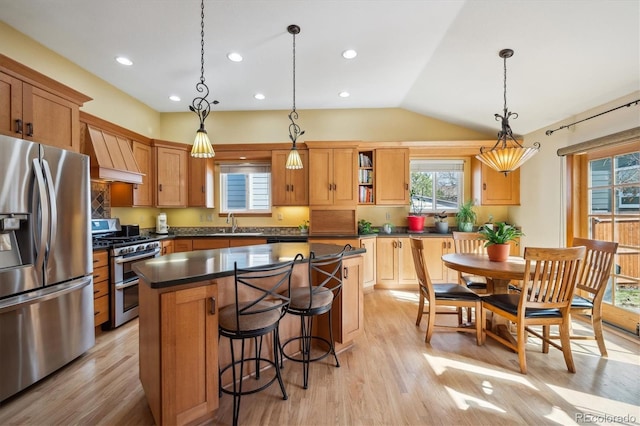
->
[409,159,463,214]
[219,163,271,213]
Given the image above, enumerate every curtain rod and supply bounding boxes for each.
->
[545,98,640,136]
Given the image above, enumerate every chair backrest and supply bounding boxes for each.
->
[303,245,350,309]
[410,237,434,302]
[232,256,300,331]
[519,246,586,311]
[571,237,618,301]
[452,231,487,255]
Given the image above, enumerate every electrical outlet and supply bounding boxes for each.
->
[385,212,391,220]
[206,214,213,222]
[277,213,283,221]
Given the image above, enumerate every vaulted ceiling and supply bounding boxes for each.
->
[1,0,638,135]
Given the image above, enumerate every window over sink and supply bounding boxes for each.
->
[410,159,463,213]
[219,163,271,213]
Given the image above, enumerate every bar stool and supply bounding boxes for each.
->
[218,257,299,426]
[280,245,349,389]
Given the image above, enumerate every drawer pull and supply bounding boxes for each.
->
[15,119,22,134]
[94,311,100,316]
[210,297,216,315]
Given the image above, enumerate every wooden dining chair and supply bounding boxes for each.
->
[482,246,586,374]
[410,237,484,345]
[541,238,618,357]
[452,232,489,292]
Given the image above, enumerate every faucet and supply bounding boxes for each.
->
[226,212,238,233]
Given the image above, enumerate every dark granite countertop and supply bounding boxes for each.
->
[133,242,365,289]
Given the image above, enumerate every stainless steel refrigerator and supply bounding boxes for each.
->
[0,134,94,402]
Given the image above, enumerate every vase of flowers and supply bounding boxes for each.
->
[298,220,309,235]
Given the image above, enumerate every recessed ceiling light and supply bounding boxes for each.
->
[342,49,357,59]
[115,56,133,66]
[169,95,181,102]
[254,93,265,100]
[227,52,243,62]
[339,91,350,98]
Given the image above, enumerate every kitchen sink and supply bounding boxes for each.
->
[210,232,263,237]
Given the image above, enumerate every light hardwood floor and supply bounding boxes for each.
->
[1,289,638,425]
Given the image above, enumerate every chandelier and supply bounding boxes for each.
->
[189,0,217,158]
[285,24,305,170]
[476,49,540,175]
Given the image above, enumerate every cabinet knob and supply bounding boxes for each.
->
[15,119,22,134]
[159,184,163,192]
[210,297,216,315]
[201,185,205,193]
[343,267,349,279]
[290,184,294,192]
[26,122,34,137]
[398,241,403,248]
[483,183,487,190]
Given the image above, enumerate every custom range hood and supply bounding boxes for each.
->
[84,125,144,184]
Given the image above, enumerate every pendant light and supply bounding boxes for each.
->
[189,0,217,158]
[285,24,305,170]
[476,49,540,175]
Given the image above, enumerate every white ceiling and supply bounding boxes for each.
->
[1,0,638,135]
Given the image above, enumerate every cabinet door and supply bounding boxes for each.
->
[332,148,357,206]
[161,240,174,256]
[188,156,214,207]
[174,239,193,253]
[160,285,218,425]
[360,238,376,289]
[156,146,188,207]
[24,85,80,151]
[308,149,333,205]
[132,141,153,206]
[397,237,417,284]
[192,239,229,250]
[337,256,363,343]
[420,237,453,283]
[375,148,409,205]
[0,71,22,138]
[472,158,520,205]
[376,238,399,285]
[271,149,308,206]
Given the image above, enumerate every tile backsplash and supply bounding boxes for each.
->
[91,181,110,219]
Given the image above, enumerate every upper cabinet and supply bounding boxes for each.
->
[308,148,357,206]
[358,151,374,204]
[154,140,188,208]
[111,140,153,207]
[472,158,520,205]
[188,155,215,208]
[271,149,308,206]
[375,148,409,205]
[0,55,91,152]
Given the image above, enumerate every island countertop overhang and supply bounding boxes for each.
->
[133,242,365,289]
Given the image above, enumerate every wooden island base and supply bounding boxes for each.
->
[135,244,364,426]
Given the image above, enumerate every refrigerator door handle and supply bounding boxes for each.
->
[41,159,58,254]
[0,277,92,314]
[32,158,49,273]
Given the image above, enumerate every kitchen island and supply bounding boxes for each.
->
[133,242,365,426]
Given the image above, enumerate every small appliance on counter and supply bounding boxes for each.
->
[156,213,169,234]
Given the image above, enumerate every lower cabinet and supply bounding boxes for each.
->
[175,238,270,251]
[139,282,219,426]
[174,239,193,253]
[360,237,376,290]
[160,239,173,255]
[92,250,109,328]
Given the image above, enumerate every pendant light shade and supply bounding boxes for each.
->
[285,24,305,170]
[189,0,217,158]
[476,49,540,175]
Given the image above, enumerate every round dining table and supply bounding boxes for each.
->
[441,253,527,294]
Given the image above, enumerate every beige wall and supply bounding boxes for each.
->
[513,91,640,250]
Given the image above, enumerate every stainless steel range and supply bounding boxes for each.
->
[91,219,160,328]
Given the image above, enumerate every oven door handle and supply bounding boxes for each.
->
[115,279,139,291]
[113,249,160,264]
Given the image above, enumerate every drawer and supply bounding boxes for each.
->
[174,239,193,252]
[93,250,108,268]
[94,294,109,327]
[93,280,109,299]
[93,265,109,284]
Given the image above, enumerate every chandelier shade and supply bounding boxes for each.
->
[189,0,216,159]
[476,49,540,175]
[285,24,305,170]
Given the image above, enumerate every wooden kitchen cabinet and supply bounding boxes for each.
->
[139,282,219,426]
[376,237,417,289]
[111,140,153,207]
[360,237,377,290]
[472,157,520,205]
[375,148,410,205]
[173,239,193,253]
[154,140,188,207]
[0,55,90,152]
[308,148,357,206]
[188,155,214,208]
[160,240,174,256]
[92,250,109,328]
[420,237,457,283]
[271,149,309,206]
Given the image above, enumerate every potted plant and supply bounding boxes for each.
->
[408,189,425,232]
[434,211,449,234]
[358,219,375,235]
[455,200,477,232]
[478,222,524,261]
[298,220,309,235]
